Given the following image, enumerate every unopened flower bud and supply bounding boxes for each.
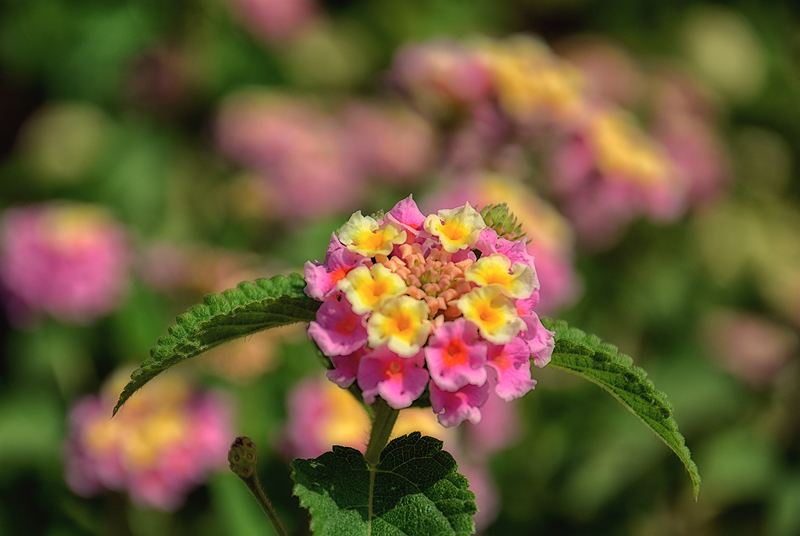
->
[228,436,258,479]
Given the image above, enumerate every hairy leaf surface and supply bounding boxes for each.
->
[292,433,476,536]
[114,273,319,414]
[543,318,701,499]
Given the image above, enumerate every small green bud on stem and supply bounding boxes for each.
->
[228,436,258,479]
[227,436,290,536]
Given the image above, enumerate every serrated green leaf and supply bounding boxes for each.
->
[114,273,320,415]
[292,432,476,536]
[542,318,701,499]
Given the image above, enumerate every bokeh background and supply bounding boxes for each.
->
[1,0,799,535]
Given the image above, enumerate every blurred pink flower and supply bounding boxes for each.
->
[228,0,319,45]
[556,36,644,108]
[463,390,522,460]
[702,310,797,388]
[339,102,436,183]
[216,91,364,220]
[560,39,730,210]
[550,108,686,247]
[282,376,452,459]
[650,70,729,206]
[64,370,234,511]
[391,41,494,117]
[0,202,130,325]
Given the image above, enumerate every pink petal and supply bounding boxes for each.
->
[486,338,537,401]
[308,297,368,357]
[425,318,487,391]
[519,313,555,367]
[357,346,429,409]
[326,349,365,388]
[386,194,427,235]
[429,382,490,427]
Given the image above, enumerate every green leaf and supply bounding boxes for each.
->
[542,318,701,499]
[114,273,320,415]
[292,432,476,536]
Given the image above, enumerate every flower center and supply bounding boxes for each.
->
[336,315,357,335]
[385,360,403,379]
[442,339,468,367]
[440,221,466,241]
[492,351,511,371]
[477,303,502,328]
[389,311,413,335]
[330,267,348,285]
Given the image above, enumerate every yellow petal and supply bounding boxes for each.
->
[338,264,407,314]
[338,211,407,256]
[456,286,525,345]
[465,254,535,298]
[424,203,486,253]
[367,296,431,357]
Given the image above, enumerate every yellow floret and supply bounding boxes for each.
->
[338,264,408,315]
[367,296,431,357]
[591,111,670,185]
[338,211,407,256]
[456,286,525,345]
[465,253,537,299]
[424,203,486,253]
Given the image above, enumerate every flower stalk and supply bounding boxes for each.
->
[364,398,400,467]
[228,437,290,536]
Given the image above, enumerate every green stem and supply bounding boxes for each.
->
[364,398,400,467]
[241,472,291,536]
[228,437,291,536]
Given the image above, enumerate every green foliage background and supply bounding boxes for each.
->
[1,0,800,535]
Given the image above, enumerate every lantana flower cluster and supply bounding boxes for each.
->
[305,196,554,427]
[391,35,727,248]
[64,369,233,511]
[0,202,130,326]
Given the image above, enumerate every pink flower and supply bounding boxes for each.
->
[340,102,436,183]
[307,196,555,426]
[475,228,536,270]
[486,338,537,401]
[282,376,455,459]
[391,41,494,117]
[307,296,368,356]
[304,234,366,300]
[463,393,521,459]
[326,350,364,388]
[0,202,130,326]
[425,318,488,391]
[550,108,687,248]
[227,0,318,45]
[385,194,428,238]
[215,92,364,221]
[519,313,555,368]
[358,346,429,409]
[63,370,233,511]
[429,382,490,427]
